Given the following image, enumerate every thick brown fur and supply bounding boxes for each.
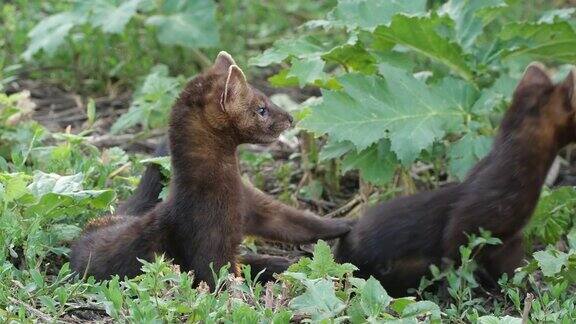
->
[335,63,576,297]
[70,52,352,287]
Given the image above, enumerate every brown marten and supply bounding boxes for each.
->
[335,63,576,297]
[70,52,352,287]
[116,138,295,282]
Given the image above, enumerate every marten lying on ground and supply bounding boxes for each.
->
[71,52,352,287]
[335,63,576,297]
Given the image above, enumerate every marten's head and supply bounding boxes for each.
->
[506,63,576,145]
[175,51,293,145]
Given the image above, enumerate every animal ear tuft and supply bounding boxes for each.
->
[222,65,249,108]
[518,62,552,88]
[213,51,237,74]
[561,67,576,107]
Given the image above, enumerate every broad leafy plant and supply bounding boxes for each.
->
[252,0,576,185]
[24,0,219,60]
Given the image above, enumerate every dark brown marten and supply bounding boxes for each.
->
[335,63,576,297]
[70,52,352,287]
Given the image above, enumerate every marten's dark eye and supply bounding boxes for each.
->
[257,106,268,117]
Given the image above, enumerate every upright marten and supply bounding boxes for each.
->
[71,52,352,287]
[335,63,576,297]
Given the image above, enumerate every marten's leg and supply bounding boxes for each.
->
[481,233,524,282]
[178,226,241,289]
[117,138,169,216]
[375,256,436,297]
[239,253,293,283]
[243,184,353,244]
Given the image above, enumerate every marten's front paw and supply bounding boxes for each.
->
[319,218,355,239]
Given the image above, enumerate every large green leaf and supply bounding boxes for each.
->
[439,0,507,49]
[289,278,346,321]
[525,187,576,245]
[111,65,180,134]
[1,173,30,203]
[342,140,398,185]
[533,249,570,277]
[22,12,86,60]
[500,21,576,62]
[301,67,465,164]
[329,0,427,30]
[322,42,377,74]
[91,0,142,34]
[319,140,355,162]
[27,172,84,197]
[448,133,492,180]
[287,58,327,88]
[249,35,329,67]
[146,0,219,48]
[358,277,391,318]
[372,14,475,82]
[288,240,357,279]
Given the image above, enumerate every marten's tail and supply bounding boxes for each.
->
[117,138,169,216]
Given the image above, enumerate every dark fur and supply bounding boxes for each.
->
[117,139,169,216]
[335,64,576,297]
[71,53,351,287]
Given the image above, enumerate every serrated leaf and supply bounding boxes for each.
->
[440,0,507,49]
[289,278,346,321]
[390,297,416,315]
[287,58,326,88]
[50,224,82,241]
[319,140,355,162]
[322,42,377,73]
[28,172,83,197]
[288,240,357,279]
[308,240,357,278]
[359,277,391,317]
[23,11,86,60]
[111,66,180,134]
[329,0,427,30]
[525,187,576,245]
[250,35,329,66]
[448,133,492,180]
[372,14,474,82]
[342,139,398,185]
[533,249,569,277]
[434,77,479,114]
[24,171,114,216]
[4,174,30,203]
[146,0,219,48]
[500,21,576,62]
[91,0,141,34]
[402,300,441,321]
[301,69,464,164]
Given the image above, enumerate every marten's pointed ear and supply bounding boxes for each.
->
[222,65,249,110]
[560,67,576,108]
[213,51,237,74]
[518,62,552,89]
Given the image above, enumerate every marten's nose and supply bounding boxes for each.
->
[287,114,294,126]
